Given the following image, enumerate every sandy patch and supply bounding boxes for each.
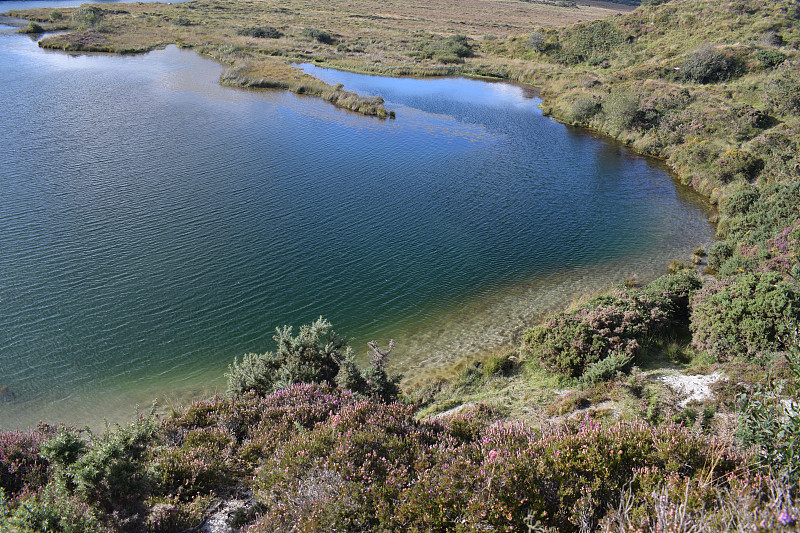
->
[660,371,726,408]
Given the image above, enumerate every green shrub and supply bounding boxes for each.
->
[49,9,64,21]
[0,485,102,533]
[568,96,600,123]
[681,44,743,83]
[19,22,44,34]
[301,27,334,44]
[483,352,515,376]
[718,254,757,277]
[579,350,633,386]
[525,318,608,377]
[71,5,104,31]
[719,183,758,218]
[40,429,86,475]
[766,61,800,115]
[227,317,344,395]
[171,16,192,26]
[419,34,474,63]
[707,241,733,271]
[525,289,672,377]
[226,317,398,401]
[527,31,547,52]
[66,414,159,507]
[644,271,702,314]
[690,272,799,361]
[237,26,282,38]
[602,90,639,135]
[714,149,763,183]
[736,324,800,482]
[755,48,787,69]
[737,337,800,484]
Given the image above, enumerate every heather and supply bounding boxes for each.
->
[2,0,800,530]
[1,384,791,532]
[3,323,800,531]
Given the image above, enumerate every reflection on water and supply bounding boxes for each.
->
[0,35,714,430]
[0,0,188,12]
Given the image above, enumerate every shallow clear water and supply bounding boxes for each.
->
[0,24,714,429]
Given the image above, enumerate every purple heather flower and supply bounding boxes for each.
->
[778,511,795,525]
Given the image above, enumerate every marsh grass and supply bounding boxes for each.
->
[5,0,626,115]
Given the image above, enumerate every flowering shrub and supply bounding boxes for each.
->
[151,426,234,496]
[0,383,781,532]
[525,288,673,377]
[236,385,749,532]
[0,426,52,497]
[145,494,213,533]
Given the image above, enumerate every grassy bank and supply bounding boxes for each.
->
[3,0,800,530]
[4,0,628,116]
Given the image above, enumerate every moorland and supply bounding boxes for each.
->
[2,0,800,531]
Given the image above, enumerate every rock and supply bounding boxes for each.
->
[201,499,252,533]
[659,371,726,408]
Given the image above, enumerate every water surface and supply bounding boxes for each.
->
[0,27,714,429]
[1,0,186,11]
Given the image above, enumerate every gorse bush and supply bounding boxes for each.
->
[602,90,639,135]
[707,241,733,271]
[226,317,399,401]
[681,44,743,83]
[71,5,105,31]
[170,16,192,26]
[301,27,333,44]
[766,61,800,115]
[0,484,103,533]
[737,340,800,485]
[579,350,634,386]
[755,48,787,69]
[419,34,474,64]
[568,96,600,123]
[690,272,799,362]
[237,26,282,39]
[19,22,44,34]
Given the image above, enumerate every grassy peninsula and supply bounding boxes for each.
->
[2,0,800,531]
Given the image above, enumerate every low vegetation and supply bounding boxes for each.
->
[2,327,799,531]
[3,0,800,530]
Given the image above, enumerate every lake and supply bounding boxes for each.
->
[0,12,714,429]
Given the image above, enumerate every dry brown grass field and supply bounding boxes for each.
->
[4,0,630,113]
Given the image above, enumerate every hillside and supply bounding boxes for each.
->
[2,0,800,531]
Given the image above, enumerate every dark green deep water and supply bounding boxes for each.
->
[0,21,714,429]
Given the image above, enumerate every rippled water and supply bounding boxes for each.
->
[0,22,714,429]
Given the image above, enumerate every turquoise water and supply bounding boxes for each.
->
[0,22,714,429]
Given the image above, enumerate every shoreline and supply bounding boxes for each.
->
[0,23,718,431]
